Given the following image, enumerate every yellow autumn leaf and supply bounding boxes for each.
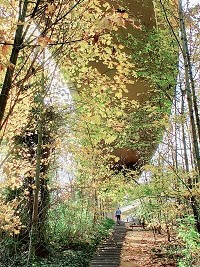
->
[114,156,120,162]
[122,13,129,19]
[102,2,110,11]
[13,229,20,235]
[116,110,123,116]
[115,91,122,99]
[106,40,111,45]
[105,135,116,144]
[91,115,101,125]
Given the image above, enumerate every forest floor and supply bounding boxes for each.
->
[120,225,177,267]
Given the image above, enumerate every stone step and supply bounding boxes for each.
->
[90,222,126,267]
[91,263,119,266]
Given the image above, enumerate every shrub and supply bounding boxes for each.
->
[178,216,200,267]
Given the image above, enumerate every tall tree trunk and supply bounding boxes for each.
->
[178,1,200,142]
[0,0,28,127]
[179,0,200,177]
[27,51,45,262]
[181,90,189,173]
[180,89,200,231]
[174,91,178,169]
[179,0,200,233]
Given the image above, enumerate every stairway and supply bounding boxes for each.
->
[90,222,127,267]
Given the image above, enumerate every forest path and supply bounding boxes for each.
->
[120,225,176,267]
[90,222,127,266]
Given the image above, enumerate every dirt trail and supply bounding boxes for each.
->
[120,226,176,267]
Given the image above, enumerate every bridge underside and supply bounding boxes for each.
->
[102,0,157,169]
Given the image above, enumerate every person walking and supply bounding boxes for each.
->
[115,207,121,225]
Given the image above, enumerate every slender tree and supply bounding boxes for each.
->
[178,0,200,177]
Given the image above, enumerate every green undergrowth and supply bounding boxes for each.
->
[0,200,114,267]
[177,216,200,267]
[151,216,200,267]
[31,218,115,267]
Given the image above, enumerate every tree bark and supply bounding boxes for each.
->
[179,1,200,233]
[181,89,190,173]
[27,51,45,262]
[0,0,28,127]
[179,0,200,177]
[178,2,200,142]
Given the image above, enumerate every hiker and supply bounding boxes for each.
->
[115,207,121,224]
[141,217,145,229]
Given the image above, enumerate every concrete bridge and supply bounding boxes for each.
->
[93,0,174,170]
